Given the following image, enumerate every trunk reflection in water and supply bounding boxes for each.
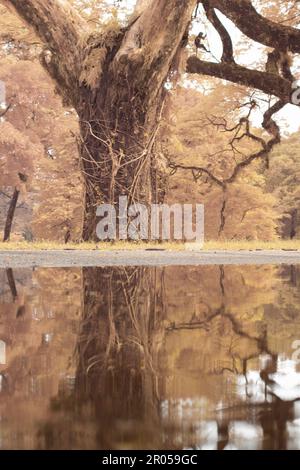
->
[1,265,300,449]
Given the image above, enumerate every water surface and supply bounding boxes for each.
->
[1,265,300,450]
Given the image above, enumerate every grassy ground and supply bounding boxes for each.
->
[0,240,300,251]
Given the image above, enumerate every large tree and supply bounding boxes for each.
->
[1,0,299,239]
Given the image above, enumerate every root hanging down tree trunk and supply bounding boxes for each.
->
[3,187,20,242]
[2,0,300,240]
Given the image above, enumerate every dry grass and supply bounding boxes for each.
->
[0,240,300,251]
[204,240,300,251]
[0,241,181,251]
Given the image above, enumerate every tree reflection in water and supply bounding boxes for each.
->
[74,267,165,449]
[1,265,300,449]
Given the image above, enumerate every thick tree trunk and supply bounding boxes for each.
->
[3,187,20,242]
[78,86,166,240]
[77,1,196,240]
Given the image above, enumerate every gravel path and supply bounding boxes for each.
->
[0,249,300,267]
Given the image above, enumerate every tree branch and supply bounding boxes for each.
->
[203,0,234,63]
[186,56,292,102]
[208,0,300,53]
[169,162,225,188]
[0,104,11,118]
[168,98,285,188]
[1,0,89,96]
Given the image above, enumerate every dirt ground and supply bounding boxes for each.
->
[1,249,300,267]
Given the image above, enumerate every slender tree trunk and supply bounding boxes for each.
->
[290,265,297,286]
[290,208,298,239]
[3,187,20,242]
[6,268,18,301]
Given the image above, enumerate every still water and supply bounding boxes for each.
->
[1,264,300,450]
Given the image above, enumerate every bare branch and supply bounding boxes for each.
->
[203,0,234,63]
[224,100,284,182]
[187,56,293,102]
[168,162,225,188]
[0,104,11,118]
[168,98,285,189]
[208,0,300,53]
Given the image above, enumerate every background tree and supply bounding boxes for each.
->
[0,121,35,240]
[0,40,84,242]
[267,134,300,239]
